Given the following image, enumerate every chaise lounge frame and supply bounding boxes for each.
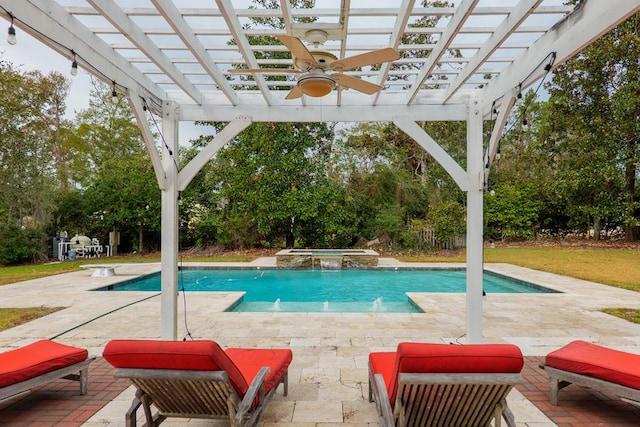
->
[369,371,523,427]
[541,364,640,408]
[113,366,288,427]
[0,357,95,402]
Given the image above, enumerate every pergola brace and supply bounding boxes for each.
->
[393,115,468,192]
[484,89,517,188]
[178,115,253,191]
[128,93,168,191]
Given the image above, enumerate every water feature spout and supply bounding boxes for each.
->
[319,256,343,270]
[323,301,329,311]
[272,298,282,311]
[371,297,385,312]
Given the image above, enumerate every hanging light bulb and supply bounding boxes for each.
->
[7,14,17,45]
[111,81,118,104]
[516,83,523,102]
[70,52,78,76]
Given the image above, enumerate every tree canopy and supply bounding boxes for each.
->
[1,6,640,265]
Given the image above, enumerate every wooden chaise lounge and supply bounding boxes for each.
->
[0,340,94,402]
[540,340,640,408]
[369,342,524,427]
[103,339,293,427]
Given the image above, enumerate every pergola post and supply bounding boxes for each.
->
[160,101,179,340]
[466,97,484,343]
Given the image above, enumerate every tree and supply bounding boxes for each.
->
[486,94,567,238]
[84,152,160,253]
[188,121,351,249]
[73,78,148,186]
[541,12,640,240]
[0,61,70,227]
[74,80,160,252]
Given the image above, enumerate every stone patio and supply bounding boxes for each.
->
[1,257,639,426]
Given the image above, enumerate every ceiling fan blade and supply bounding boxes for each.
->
[227,68,302,74]
[285,85,304,100]
[330,48,400,72]
[276,34,317,66]
[333,74,382,95]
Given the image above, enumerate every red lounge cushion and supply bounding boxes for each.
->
[368,351,396,396]
[226,348,293,395]
[0,340,88,388]
[103,340,249,396]
[371,342,523,406]
[545,340,640,390]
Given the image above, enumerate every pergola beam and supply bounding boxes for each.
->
[4,0,164,108]
[482,0,640,114]
[179,102,470,123]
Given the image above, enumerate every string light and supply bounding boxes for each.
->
[111,81,118,103]
[1,7,135,106]
[70,50,78,76]
[493,52,556,139]
[7,13,16,45]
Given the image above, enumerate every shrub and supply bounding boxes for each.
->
[0,223,48,266]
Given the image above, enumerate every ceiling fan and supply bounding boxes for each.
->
[228,30,399,99]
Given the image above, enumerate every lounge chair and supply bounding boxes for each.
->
[540,340,640,408]
[0,340,94,402]
[368,342,524,427]
[103,339,293,427]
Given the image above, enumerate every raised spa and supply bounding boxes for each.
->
[275,248,379,269]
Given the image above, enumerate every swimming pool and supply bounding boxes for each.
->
[95,268,556,313]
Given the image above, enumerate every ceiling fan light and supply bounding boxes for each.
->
[298,74,335,97]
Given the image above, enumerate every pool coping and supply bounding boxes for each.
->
[2,258,640,426]
[90,264,559,314]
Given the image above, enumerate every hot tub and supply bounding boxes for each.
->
[275,249,379,269]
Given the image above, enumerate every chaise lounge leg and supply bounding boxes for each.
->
[80,365,89,395]
[283,371,288,396]
[550,377,559,405]
[549,377,572,405]
[126,395,142,427]
[501,405,516,427]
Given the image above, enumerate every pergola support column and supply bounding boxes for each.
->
[160,101,180,340]
[466,97,484,343]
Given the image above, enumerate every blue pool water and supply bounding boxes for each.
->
[96,268,554,313]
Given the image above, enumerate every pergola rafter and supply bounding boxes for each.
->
[2,0,639,343]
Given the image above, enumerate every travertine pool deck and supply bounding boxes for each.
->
[1,257,639,426]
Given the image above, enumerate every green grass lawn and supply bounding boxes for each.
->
[399,246,640,292]
[1,246,638,330]
[0,254,257,286]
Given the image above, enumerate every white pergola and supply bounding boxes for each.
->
[3,0,639,342]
